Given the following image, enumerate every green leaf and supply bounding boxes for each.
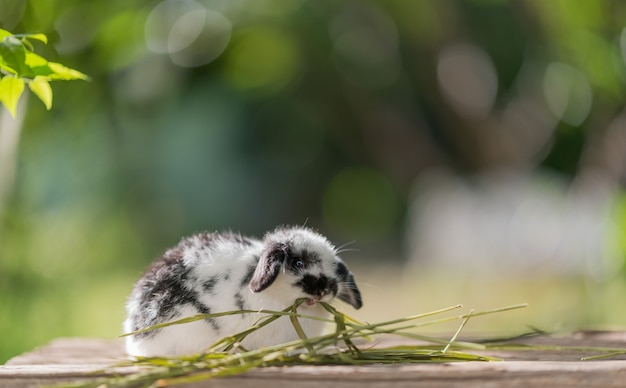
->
[15,33,48,51]
[0,28,12,40]
[29,77,53,110]
[0,76,25,117]
[0,30,88,83]
[24,51,53,77]
[47,62,89,81]
[0,36,27,76]
[23,33,48,45]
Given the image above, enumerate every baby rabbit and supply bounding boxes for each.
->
[124,226,362,357]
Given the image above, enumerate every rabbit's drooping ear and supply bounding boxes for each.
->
[249,243,287,293]
[336,264,363,309]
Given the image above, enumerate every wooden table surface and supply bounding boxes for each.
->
[3,331,626,387]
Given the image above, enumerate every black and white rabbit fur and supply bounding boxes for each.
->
[124,226,362,357]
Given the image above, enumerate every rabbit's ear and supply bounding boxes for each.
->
[249,243,287,293]
[336,262,363,309]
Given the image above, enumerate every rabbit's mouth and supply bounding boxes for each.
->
[304,294,331,307]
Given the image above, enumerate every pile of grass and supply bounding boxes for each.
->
[62,300,528,388]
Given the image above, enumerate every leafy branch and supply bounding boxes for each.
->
[0,28,88,117]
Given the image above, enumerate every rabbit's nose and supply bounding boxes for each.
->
[297,274,338,297]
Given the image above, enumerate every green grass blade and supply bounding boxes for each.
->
[443,309,473,353]
[58,301,531,388]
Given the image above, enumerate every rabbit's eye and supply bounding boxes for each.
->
[291,258,304,270]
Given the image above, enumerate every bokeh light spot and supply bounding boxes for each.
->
[543,62,592,126]
[55,4,98,54]
[145,0,232,67]
[95,11,147,71]
[167,7,206,53]
[437,43,498,119]
[169,9,232,67]
[223,27,301,93]
[146,0,203,54]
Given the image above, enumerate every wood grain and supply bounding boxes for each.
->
[3,332,626,387]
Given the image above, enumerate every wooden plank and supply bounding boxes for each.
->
[3,332,626,387]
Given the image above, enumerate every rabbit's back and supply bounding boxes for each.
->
[124,232,266,356]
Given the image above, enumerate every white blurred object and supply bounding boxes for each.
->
[406,168,622,279]
[0,93,27,216]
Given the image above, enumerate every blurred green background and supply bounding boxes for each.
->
[3,0,626,363]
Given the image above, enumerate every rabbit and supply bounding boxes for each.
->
[123,226,363,357]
